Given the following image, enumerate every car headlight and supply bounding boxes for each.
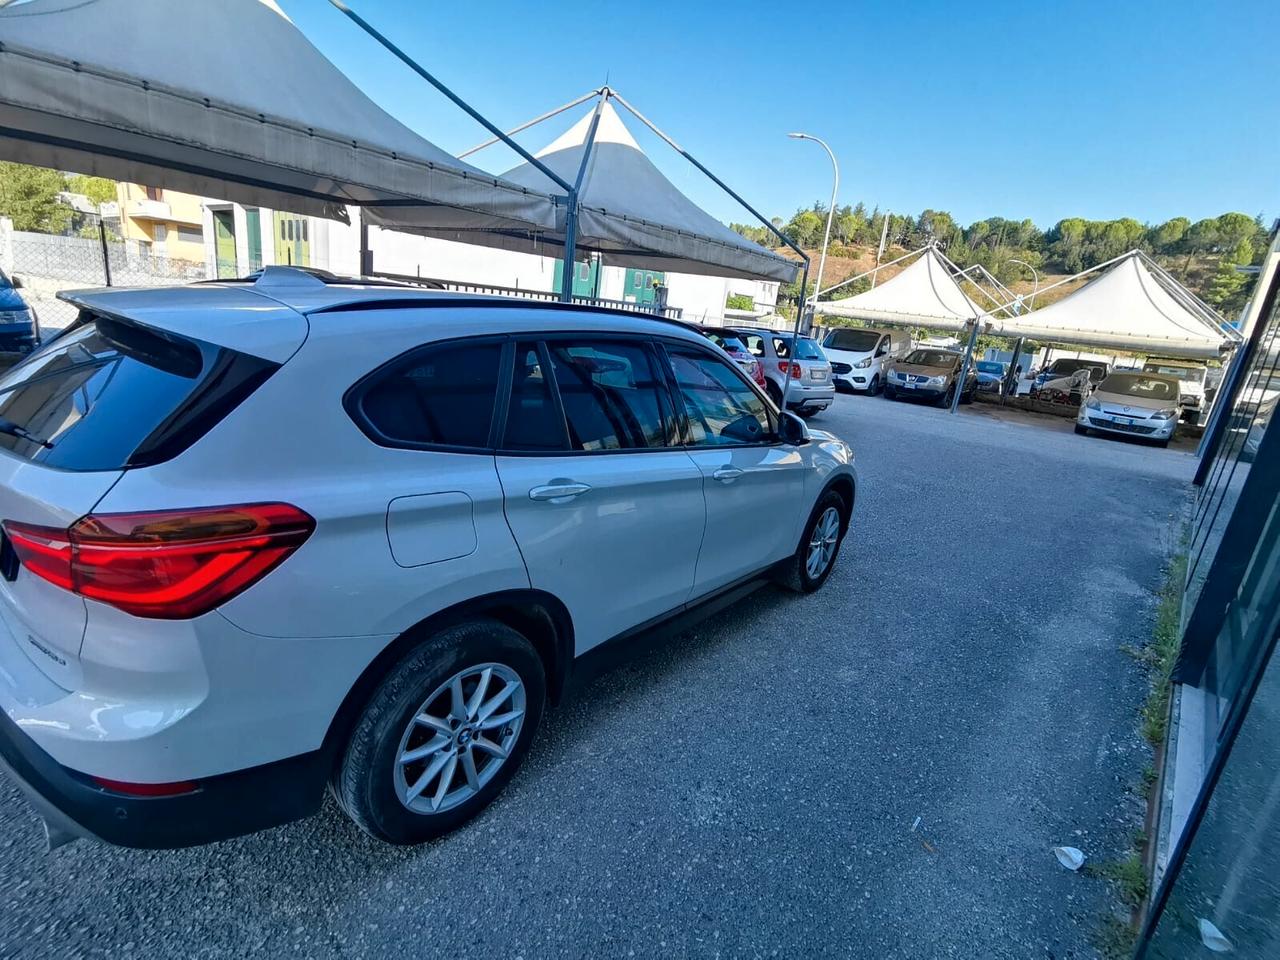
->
[854,357,873,369]
[889,369,903,380]
[1085,398,1101,411]
[0,309,32,324]
[929,376,945,386]
[1151,409,1178,420]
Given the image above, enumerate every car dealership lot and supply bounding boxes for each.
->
[0,393,1193,959]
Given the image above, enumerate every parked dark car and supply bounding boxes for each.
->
[0,268,38,356]
[1031,358,1109,395]
[884,348,977,405]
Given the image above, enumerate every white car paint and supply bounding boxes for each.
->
[0,275,856,813]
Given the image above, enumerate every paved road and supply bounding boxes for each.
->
[0,393,1192,959]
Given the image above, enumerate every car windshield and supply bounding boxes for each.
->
[824,329,881,352]
[976,361,1004,374]
[774,336,824,361]
[1145,364,1206,383]
[903,350,957,367]
[1100,374,1179,401]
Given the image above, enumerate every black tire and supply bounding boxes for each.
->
[869,374,882,395]
[766,381,784,408]
[333,620,546,845]
[1158,438,1171,448]
[884,386,898,400]
[1074,424,1089,436]
[961,385,975,404]
[775,488,849,594]
[938,385,955,407]
[797,408,819,420]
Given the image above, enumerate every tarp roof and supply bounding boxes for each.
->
[0,0,556,234]
[814,248,981,329]
[990,254,1232,359]
[374,101,798,283]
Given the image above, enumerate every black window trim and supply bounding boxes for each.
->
[655,336,781,450]
[343,333,511,455]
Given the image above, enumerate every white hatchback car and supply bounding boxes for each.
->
[0,268,856,849]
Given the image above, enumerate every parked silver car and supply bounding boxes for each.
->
[729,328,835,418]
[1076,371,1181,447]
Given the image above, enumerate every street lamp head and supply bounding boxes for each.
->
[787,132,807,139]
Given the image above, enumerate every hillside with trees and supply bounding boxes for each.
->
[732,206,1270,319]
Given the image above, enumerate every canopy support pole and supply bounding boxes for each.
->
[459,88,603,159]
[607,91,807,265]
[358,212,372,276]
[559,96,606,302]
[814,245,928,300]
[328,1,573,199]
[781,258,810,410]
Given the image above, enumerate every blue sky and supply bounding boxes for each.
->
[279,0,1278,232]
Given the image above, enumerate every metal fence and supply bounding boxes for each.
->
[373,270,685,320]
[3,220,208,333]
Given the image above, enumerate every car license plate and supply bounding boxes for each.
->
[811,368,828,381]
[904,382,915,389]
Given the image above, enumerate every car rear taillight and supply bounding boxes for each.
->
[778,361,802,378]
[3,503,314,620]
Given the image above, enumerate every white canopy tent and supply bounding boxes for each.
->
[814,247,982,330]
[0,0,556,235]
[374,96,799,283]
[987,252,1236,359]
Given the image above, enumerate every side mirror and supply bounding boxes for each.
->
[778,411,810,446]
[10,277,22,289]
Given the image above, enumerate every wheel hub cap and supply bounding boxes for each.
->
[392,662,526,815]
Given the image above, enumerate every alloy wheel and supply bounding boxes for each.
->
[393,663,526,815]
[806,506,841,579]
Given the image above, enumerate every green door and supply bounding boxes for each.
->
[553,258,599,298]
[246,208,262,271]
[623,268,664,305]
[272,212,311,267]
[213,209,237,278]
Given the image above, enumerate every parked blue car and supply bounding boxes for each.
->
[975,360,1008,392]
[0,268,38,355]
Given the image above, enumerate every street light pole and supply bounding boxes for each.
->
[788,132,838,334]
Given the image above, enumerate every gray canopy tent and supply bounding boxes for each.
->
[371,91,798,285]
[0,0,558,241]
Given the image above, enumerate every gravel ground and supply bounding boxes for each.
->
[0,392,1192,959]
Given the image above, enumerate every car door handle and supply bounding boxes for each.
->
[528,482,592,503]
[712,466,744,483]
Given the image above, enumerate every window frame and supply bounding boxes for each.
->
[655,336,781,450]
[343,334,511,455]
[496,332,682,457]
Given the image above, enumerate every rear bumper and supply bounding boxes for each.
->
[783,382,835,410]
[0,708,327,848]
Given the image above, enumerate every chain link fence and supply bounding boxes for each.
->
[1,216,209,334]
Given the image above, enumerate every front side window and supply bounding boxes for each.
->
[665,344,772,447]
[545,340,669,451]
[356,339,502,449]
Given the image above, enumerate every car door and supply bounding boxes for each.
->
[495,337,705,655]
[660,340,809,598]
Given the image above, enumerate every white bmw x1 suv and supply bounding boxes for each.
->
[0,268,856,849]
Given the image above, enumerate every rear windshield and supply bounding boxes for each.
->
[1144,363,1205,383]
[1048,358,1107,379]
[703,331,750,355]
[774,336,824,360]
[0,314,276,472]
[976,361,1005,374]
[824,329,881,352]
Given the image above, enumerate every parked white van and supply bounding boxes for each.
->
[821,327,911,395]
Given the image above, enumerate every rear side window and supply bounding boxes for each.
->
[740,333,765,357]
[504,342,567,451]
[0,315,276,471]
[355,339,502,449]
[545,340,670,451]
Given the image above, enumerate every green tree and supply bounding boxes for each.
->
[1203,260,1250,315]
[1149,217,1189,252]
[0,161,71,233]
[67,174,117,206]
